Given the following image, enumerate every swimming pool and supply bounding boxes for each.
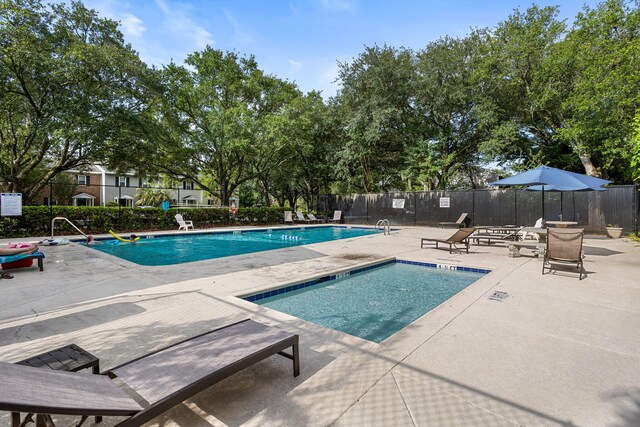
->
[246,260,488,343]
[86,226,380,266]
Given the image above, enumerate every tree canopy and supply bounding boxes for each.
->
[2,0,639,209]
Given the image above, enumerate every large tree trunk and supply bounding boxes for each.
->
[578,153,600,177]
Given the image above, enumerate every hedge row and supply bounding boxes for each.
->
[0,206,288,238]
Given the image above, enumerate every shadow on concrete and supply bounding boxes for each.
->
[0,302,146,345]
[608,388,640,427]
[583,246,624,257]
[206,296,578,427]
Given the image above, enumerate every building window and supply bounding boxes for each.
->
[182,180,195,190]
[117,176,129,187]
[77,175,90,186]
[139,178,150,188]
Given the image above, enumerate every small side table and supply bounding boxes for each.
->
[14,343,101,425]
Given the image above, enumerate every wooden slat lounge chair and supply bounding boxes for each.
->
[1,319,300,427]
[542,228,586,280]
[438,213,469,229]
[421,227,476,254]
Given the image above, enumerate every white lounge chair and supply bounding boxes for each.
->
[284,211,294,224]
[327,210,342,223]
[521,218,544,241]
[175,213,194,231]
[294,211,310,223]
[306,213,323,223]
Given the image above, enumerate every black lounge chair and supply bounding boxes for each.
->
[421,227,476,254]
[0,319,300,427]
[0,251,45,272]
[438,213,469,228]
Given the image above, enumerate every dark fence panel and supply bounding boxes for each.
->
[319,185,638,233]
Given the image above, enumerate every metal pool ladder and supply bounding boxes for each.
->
[51,216,87,239]
[375,219,390,235]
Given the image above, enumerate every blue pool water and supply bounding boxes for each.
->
[252,261,486,343]
[87,226,380,266]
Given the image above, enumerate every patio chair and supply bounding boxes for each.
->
[327,210,342,223]
[294,211,311,223]
[421,227,476,254]
[306,213,323,223]
[438,213,469,229]
[0,252,45,272]
[542,228,586,280]
[174,213,194,231]
[471,228,522,245]
[284,210,294,224]
[521,218,545,241]
[1,319,300,427]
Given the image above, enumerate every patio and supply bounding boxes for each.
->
[0,226,639,426]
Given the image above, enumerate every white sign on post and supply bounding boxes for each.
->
[439,197,450,208]
[392,199,405,209]
[1,193,23,216]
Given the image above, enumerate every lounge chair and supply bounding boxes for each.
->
[0,252,45,272]
[438,213,469,229]
[471,227,521,245]
[421,227,476,254]
[284,210,294,224]
[542,228,586,280]
[521,218,545,241]
[306,213,323,223]
[174,213,194,231]
[295,211,311,223]
[1,319,300,427]
[327,210,342,223]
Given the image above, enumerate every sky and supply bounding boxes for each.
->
[82,0,599,98]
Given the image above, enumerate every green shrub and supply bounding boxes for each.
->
[0,206,288,238]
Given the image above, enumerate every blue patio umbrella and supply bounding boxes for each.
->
[489,165,611,219]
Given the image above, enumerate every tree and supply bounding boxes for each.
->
[154,48,296,205]
[135,187,170,206]
[334,45,419,192]
[473,5,570,171]
[557,0,640,181]
[413,36,486,189]
[0,0,155,203]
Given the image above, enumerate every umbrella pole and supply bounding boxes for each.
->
[514,188,517,226]
[542,185,545,220]
[561,192,564,220]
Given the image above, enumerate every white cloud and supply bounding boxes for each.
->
[119,13,146,38]
[155,0,214,49]
[84,1,145,39]
[288,59,303,72]
[154,0,170,15]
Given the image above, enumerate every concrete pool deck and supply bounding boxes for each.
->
[1,226,639,426]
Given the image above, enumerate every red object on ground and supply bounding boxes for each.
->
[1,258,33,270]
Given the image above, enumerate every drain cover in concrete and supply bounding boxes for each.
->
[489,291,509,301]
